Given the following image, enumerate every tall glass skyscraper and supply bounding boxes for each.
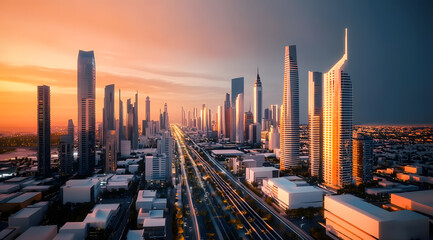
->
[323,28,352,188]
[37,85,50,176]
[77,50,96,176]
[103,84,115,146]
[308,71,323,178]
[280,45,300,170]
[353,133,373,185]
[254,69,263,124]
[231,77,244,142]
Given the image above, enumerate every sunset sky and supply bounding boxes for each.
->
[0,0,432,132]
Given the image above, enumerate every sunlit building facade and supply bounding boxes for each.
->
[231,77,244,142]
[77,50,96,176]
[353,133,373,185]
[280,45,300,170]
[236,93,244,143]
[308,71,323,178]
[323,29,352,187]
[253,69,262,124]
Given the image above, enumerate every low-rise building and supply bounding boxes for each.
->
[0,192,42,213]
[142,218,166,239]
[57,222,88,240]
[262,177,323,209]
[8,207,45,233]
[324,194,429,240]
[390,190,433,218]
[61,179,100,204]
[245,167,279,185]
[16,225,57,240]
[83,203,120,229]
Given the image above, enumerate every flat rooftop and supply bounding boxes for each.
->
[249,167,279,173]
[143,218,166,227]
[64,179,99,187]
[60,222,87,230]
[211,149,244,156]
[269,178,322,194]
[7,192,40,203]
[10,207,41,218]
[326,194,427,222]
[16,225,57,240]
[5,177,28,183]
[139,190,157,198]
[392,189,433,207]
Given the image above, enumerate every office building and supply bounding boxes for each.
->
[244,110,253,142]
[262,177,323,210]
[254,68,263,124]
[105,130,118,173]
[308,71,323,178]
[126,92,138,149]
[268,125,280,151]
[118,89,125,142]
[102,84,115,146]
[324,194,429,240]
[236,93,244,143]
[61,179,100,204]
[59,134,73,175]
[231,77,244,141]
[217,105,223,137]
[249,123,261,146]
[353,133,373,185]
[246,167,279,185]
[68,119,74,139]
[77,50,96,176]
[280,45,300,170]
[323,29,352,188]
[146,96,150,122]
[37,85,51,176]
[224,93,231,139]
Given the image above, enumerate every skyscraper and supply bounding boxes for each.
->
[103,84,115,146]
[59,134,73,176]
[163,103,169,130]
[68,119,74,139]
[280,45,300,170]
[236,93,244,143]
[231,78,244,142]
[323,28,352,188]
[118,89,124,141]
[254,69,263,124]
[217,105,223,137]
[353,133,373,185]
[244,110,254,142]
[37,85,50,176]
[308,71,323,178]
[126,92,139,149]
[224,93,231,139]
[146,96,150,122]
[105,130,117,173]
[77,50,96,176]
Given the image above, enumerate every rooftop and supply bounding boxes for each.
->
[5,177,28,183]
[326,194,427,222]
[10,207,41,218]
[60,222,87,230]
[64,179,99,188]
[16,225,57,240]
[392,189,433,207]
[249,167,279,173]
[269,178,322,194]
[142,218,166,227]
[211,149,244,156]
[7,192,40,203]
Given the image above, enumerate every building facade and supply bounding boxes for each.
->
[77,50,96,176]
[280,45,300,170]
[308,71,323,178]
[322,29,352,188]
[37,85,51,176]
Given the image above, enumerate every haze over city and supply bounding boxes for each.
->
[0,1,432,240]
[1,0,432,132]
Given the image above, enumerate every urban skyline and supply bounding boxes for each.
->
[0,2,432,240]
[1,1,432,133]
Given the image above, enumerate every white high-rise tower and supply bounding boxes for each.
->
[323,28,352,188]
[280,45,300,170]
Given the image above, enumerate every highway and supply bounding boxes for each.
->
[176,125,314,240]
[174,129,201,240]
